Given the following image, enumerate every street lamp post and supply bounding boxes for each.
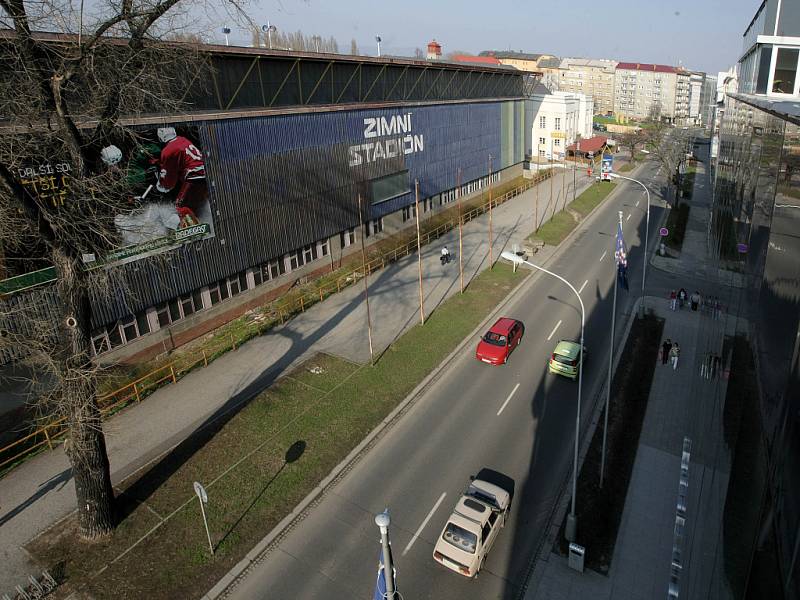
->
[374,511,397,598]
[262,22,276,49]
[500,250,584,542]
[609,173,651,305]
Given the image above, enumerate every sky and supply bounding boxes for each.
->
[220,0,761,75]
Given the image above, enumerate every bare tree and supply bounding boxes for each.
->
[350,38,358,55]
[617,128,649,165]
[645,127,690,204]
[0,0,214,539]
[414,47,424,59]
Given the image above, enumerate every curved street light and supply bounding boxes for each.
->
[500,250,584,542]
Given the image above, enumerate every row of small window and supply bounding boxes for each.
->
[400,174,499,222]
[91,238,332,355]
[537,138,562,147]
[538,117,562,129]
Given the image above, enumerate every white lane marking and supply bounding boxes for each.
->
[578,279,588,294]
[497,383,521,416]
[547,320,562,341]
[403,492,447,556]
[599,250,607,262]
[635,200,640,207]
[626,213,631,222]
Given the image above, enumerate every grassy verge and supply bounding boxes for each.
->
[618,163,633,172]
[556,313,663,573]
[27,263,529,599]
[665,204,690,251]
[527,182,617,247]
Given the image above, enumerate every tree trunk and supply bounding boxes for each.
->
[53,249,115,538]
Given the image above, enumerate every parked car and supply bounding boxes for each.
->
[432,477,511,578]
[475,318,524,365]
[548,340,586,380]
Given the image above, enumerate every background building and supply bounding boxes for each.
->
[527,84,593,161]
[557,58,617,115]
[688,71,705,125]
[614,62,688,123]
[738,0,800,95]
[705,2,800,594]
[478,50,557,73]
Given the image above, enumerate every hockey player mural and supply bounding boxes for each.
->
[100,125,214,263]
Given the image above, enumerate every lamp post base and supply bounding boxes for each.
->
[566,513,577,542]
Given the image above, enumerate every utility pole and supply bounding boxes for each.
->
[488,154,494,268]
[457,168,464,293]
[414,179,425,325]
[535,150,540,231]
[549,138,554,218]
[374,511,397,598]
[357,194,375,365]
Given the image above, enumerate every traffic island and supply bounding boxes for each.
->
[555,312,664,573]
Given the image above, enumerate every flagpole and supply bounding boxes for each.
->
[600,209,623,488]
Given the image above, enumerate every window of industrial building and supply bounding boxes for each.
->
[108,324,123,349]
[364,218,383,238]
[402,205,416,222]
[288,249,303,270]
[772,47,799,94]
[179,292,202,318]
[370,170,410,205]
[317,239,329,257]
[340,228,356,248]
[208,281,229,306]
[539,116,546,128]
[257,257,286,283]
[91,330,110,355]
[302,244,317,264]
[227,272,249,297]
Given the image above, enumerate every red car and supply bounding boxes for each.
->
[475,318,525,365]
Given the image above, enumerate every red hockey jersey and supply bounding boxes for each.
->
[157,136,205,193]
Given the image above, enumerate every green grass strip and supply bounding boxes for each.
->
[27,263,529,599]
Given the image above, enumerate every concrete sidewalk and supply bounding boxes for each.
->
[527,157,742,599]
[0,165,599,593]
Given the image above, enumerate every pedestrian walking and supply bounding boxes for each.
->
[678,288,687,309]
[690,290,701,311]
[669,289,677,311]
[670,343,681,370]
[661,339,672,365]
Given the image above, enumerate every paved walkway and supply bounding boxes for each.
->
[0,165,598,593]
[527,155,742,599]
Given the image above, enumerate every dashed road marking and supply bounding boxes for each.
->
[497,383,521,416]
[547,320,562,341]
[403,492,447,556]
[578,279,588,294]
[600,250,607,262]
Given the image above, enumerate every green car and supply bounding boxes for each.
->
[548,340,586,380]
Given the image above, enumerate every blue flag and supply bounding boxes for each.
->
[373,548,396,600]
[615,221,629,290]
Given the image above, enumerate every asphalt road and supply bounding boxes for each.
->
[225,159,666,600]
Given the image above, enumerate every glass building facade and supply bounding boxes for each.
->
[712,92,800,598]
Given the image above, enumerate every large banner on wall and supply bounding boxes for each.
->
[16,125,215,268]
[102,125,215,264]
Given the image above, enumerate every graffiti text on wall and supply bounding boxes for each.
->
[348,113,424,167]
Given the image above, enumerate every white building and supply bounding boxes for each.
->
[688,72,704,125]
[527,84,593,161]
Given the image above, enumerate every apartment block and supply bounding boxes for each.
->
[557,58,616,115]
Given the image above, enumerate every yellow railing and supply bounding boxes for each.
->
[0,170,554,475]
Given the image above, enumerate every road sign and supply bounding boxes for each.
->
[193,481,208,503]
[736,243,748,254]
[659,227,669,237]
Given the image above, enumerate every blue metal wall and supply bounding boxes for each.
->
[95,100,524,325]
